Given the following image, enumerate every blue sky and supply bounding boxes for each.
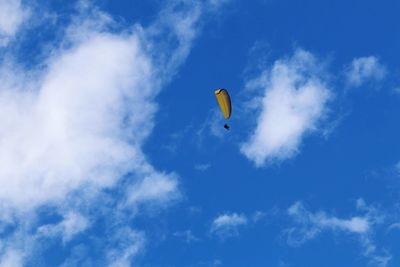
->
[0,0,399,266]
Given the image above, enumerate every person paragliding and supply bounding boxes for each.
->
[214,88,232,130]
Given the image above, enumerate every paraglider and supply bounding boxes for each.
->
[214,88,232,130]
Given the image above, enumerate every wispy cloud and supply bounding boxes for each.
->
[252,211,267,223]
[173,230,200,243]
[345,56,387,87]
[126,172,180,206]
[395,161,400,173]
[241,49,333,166]
[285,200,390,267]
[387,222,400,232]
[194,163,211,171]
[0,0,29,46]
[106,228,145,267]
[38,211,89,243]
[210,213,248,239]
[0,248,23,267]
[208,0,231,9]
[286,201,369,246]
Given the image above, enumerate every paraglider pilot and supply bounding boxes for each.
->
[214,88,232,131]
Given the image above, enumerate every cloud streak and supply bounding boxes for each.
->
[286,200,390,267]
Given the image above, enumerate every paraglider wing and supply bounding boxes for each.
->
[214,89,231,119]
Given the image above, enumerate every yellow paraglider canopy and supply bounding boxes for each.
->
[214,89,231,119]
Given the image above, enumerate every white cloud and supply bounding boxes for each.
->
[126,172,179,206]
[0,0,228,265]
[0,0,211,216]
[147,1,202,81]
[58,245,91,267]
[209,210,267,240]
[0,248,23,267]
[210,213,248,239]
[286,200,390,267]
[38,211,89,243]
[0,226,34,267]
[241,49,332,166]
[345,56,386,87]
[287,202,369,240]
[212,213,248,228]
[0,32,156,210]
[371,255,392,267]
[358,236,392,267]
[106,228,145,267]
[0,0,28,46]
